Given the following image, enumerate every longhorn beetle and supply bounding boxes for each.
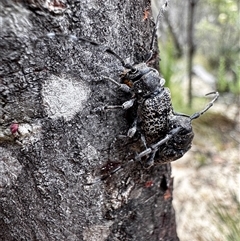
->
[44,0,219,182]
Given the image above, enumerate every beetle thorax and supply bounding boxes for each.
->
[121,63,165,97]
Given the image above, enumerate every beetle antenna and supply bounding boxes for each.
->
[190,92,219,120]
[45,33,134,70]
[146,0,169,62]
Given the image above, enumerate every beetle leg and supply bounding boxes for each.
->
[102,76,132,93]
[86,127,182,185]
[104,98,136,111]
[144,150,157,168]
[127,119,138,138]
[134,127,182,162]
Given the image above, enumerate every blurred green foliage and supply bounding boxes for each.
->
[159,40,175,88]
[196,0,239,94]
[159,41,187,112]
[211,191,240,241]
[218,56,240,94]
[159,0,239,99]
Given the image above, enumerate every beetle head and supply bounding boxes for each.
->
[121,63,165,97]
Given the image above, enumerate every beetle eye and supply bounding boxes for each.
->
[130,68,138,74]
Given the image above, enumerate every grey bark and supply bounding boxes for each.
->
[0,0,179,240]
[187,0,198,107]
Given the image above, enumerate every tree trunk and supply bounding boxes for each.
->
[0,0,179,240]
[187,0,197,108]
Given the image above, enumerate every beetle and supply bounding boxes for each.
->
[44,0,219,180]
[102,65,218,169]
[90,0,219,169]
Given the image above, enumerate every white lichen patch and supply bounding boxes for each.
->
[81,144,98,161]
[0,122,42,145]
[83,222,113,241]
[42,75,90,120]
[17,123,33,137]
[1,3,32,38]
[0,147,22,191]
[17,122,42,146]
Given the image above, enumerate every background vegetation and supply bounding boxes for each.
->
[155,0,239,105]
[152,0,239,240]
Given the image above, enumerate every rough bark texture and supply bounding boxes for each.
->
[0,0,179,240]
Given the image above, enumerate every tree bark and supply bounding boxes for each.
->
[0,0,179,240]
[187,0,197,107]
